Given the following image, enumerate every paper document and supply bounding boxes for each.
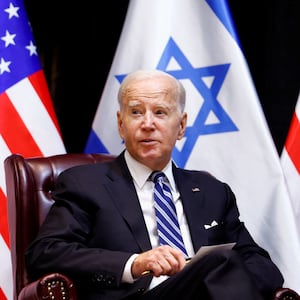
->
[188,242,236,264]
[141,242,236,276]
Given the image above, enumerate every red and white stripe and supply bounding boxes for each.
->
[0,70,65,300]
[281,95,300,233]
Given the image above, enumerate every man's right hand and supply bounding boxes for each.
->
[131,245,186,278]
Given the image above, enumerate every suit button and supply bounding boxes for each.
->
[137,288,145,293]
[92,274,104,283]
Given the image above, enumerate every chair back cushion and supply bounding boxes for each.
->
[4,153,116,299]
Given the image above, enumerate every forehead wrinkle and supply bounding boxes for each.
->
[128,100,140,107]
[125,86,171,100]
[127,100,169,110]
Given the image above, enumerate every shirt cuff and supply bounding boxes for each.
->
[122,254,139,283]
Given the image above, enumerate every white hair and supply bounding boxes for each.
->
[117,69,186,112]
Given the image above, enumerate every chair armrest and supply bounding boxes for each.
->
[18,273,78,300]
[16,274,299,300]
[273,287,300,300]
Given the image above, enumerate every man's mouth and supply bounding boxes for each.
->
[141,139,156,143]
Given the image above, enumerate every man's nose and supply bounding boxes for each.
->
[142,112,155,127]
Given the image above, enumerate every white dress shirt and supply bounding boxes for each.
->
[122,151,194,290]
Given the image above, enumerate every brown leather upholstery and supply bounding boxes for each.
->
[273,288,300,300]
[4,153,299,300]
[4,153,116,300]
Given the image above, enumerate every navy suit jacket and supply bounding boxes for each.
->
[25,152,283,300]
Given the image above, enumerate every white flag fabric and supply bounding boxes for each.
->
[0,1,66,299]
[281,94,300,235]
[85,0,300,292]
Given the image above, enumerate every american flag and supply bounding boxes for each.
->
[0,1,65,299]
[281,94,300,236]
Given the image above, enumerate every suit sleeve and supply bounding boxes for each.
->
[25,168,134,289]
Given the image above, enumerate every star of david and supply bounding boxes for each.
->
[115,37,238,167]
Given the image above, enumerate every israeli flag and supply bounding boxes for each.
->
[85,0,300,292]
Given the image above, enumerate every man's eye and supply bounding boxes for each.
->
[132,109,142,115]
[155,110,166,115]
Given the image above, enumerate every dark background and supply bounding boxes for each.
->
[23,0,300,154]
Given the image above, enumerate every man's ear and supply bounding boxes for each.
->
[178,112,187,140]
[117,111,124,136]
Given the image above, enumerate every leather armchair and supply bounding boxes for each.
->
[4,153,300,300]
[4,153,116,300]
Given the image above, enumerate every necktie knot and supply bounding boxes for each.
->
[150,171,165,184]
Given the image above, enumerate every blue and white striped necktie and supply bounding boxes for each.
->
[150,171,188,257]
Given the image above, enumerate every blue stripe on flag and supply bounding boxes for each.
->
[84,129,109,154]
[206,0,241,47]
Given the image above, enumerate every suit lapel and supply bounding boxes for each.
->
[104,154,152,252]
[104,155,209,253]
[173,166,208,252]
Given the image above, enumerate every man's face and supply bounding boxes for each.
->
[117,76,187,170]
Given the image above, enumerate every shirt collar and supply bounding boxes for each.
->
[124,150,176,192]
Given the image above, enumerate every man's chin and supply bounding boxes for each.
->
[140,149,160,159]
[137,151,169,169]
